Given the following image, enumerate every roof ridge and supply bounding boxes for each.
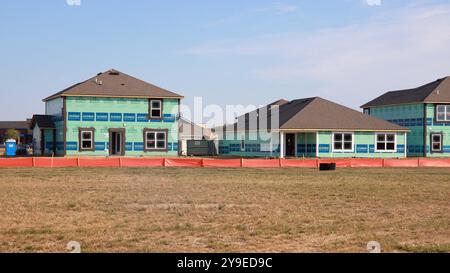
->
[270,99,289,105]
[43,69,183,101]
[279,97,317,127]
[360,77,449,108]
[236,98,288,120]
[318,97,395,122]
[104,69,179,95]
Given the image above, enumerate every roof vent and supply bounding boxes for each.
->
[437,89,440,95]
[109,70,120,76]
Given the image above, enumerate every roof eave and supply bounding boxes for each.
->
[44,94,184,101]
[279,128,410,132]
[43,95,61,102]
[363,100,450,108]
[360,101,428,108]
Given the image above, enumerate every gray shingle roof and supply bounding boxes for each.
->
[280,97,408,131]
[31,115,55,129]
[44,69,183,101]
[361,77,450,108]
[224,97,408,132]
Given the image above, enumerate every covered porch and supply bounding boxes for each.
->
[280,131,318,159]
[31,115,56,156]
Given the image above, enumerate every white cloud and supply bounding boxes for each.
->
[183,4,450,109]
[366,0,382,6]
[66,0,81,6]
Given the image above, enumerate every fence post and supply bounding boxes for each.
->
[32,157,36,168]
[417,158,421,167]
[279,158,283,168]
[77,157,80,167]
[119,157,123,167]
[240,158,244,168]
[201,158,205,168]
[163,158,167,167]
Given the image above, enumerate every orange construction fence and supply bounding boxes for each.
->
[418,158,450,168]
[1,157,450,168]
[383,158,420,168]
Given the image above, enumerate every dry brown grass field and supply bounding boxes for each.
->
[0,167,449,253]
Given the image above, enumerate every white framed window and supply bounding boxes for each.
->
[149,99,162,119]
[144,129,167,151]
[375,133,397,152]
[332,133,354,152]
[431,133,443,153]
[79,128,94,151]
[436,105,450,122]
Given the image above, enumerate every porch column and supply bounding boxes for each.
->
[294,133,298,157]
[280,131,285,159]
[315,132,319,158]
[304,133,307,157]
[404,132,407,158]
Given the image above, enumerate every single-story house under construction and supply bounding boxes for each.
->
[217,97,409,158]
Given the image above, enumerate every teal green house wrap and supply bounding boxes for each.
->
[40,69,183,157]
[218,97,409,159]
[362,76,450,157]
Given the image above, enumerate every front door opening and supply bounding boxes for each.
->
[109,129,125,156]
[285,133,296,157]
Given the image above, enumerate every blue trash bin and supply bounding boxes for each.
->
[5,139,17,157]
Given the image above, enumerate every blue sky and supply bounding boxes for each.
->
[1,0,450,123]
